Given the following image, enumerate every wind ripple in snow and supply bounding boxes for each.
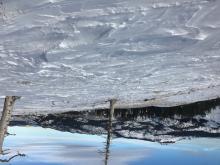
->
[0,0,220,113]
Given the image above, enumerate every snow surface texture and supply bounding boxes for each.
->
[0,0,220,113]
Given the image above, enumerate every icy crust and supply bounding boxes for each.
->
[1,0,220,112]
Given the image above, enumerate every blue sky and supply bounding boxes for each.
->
[1,126,219,165]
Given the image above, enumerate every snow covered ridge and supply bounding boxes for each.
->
[11,98,220,143]
[0,0,220,111]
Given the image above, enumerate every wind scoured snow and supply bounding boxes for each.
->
[0,0,220,113]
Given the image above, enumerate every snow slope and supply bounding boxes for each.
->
[0,0,220,113]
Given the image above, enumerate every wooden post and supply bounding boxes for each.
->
[104,99,116,165]
[0,96,19,154]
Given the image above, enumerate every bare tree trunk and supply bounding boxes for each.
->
[0,96,18,154]
[104,99,116,165]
